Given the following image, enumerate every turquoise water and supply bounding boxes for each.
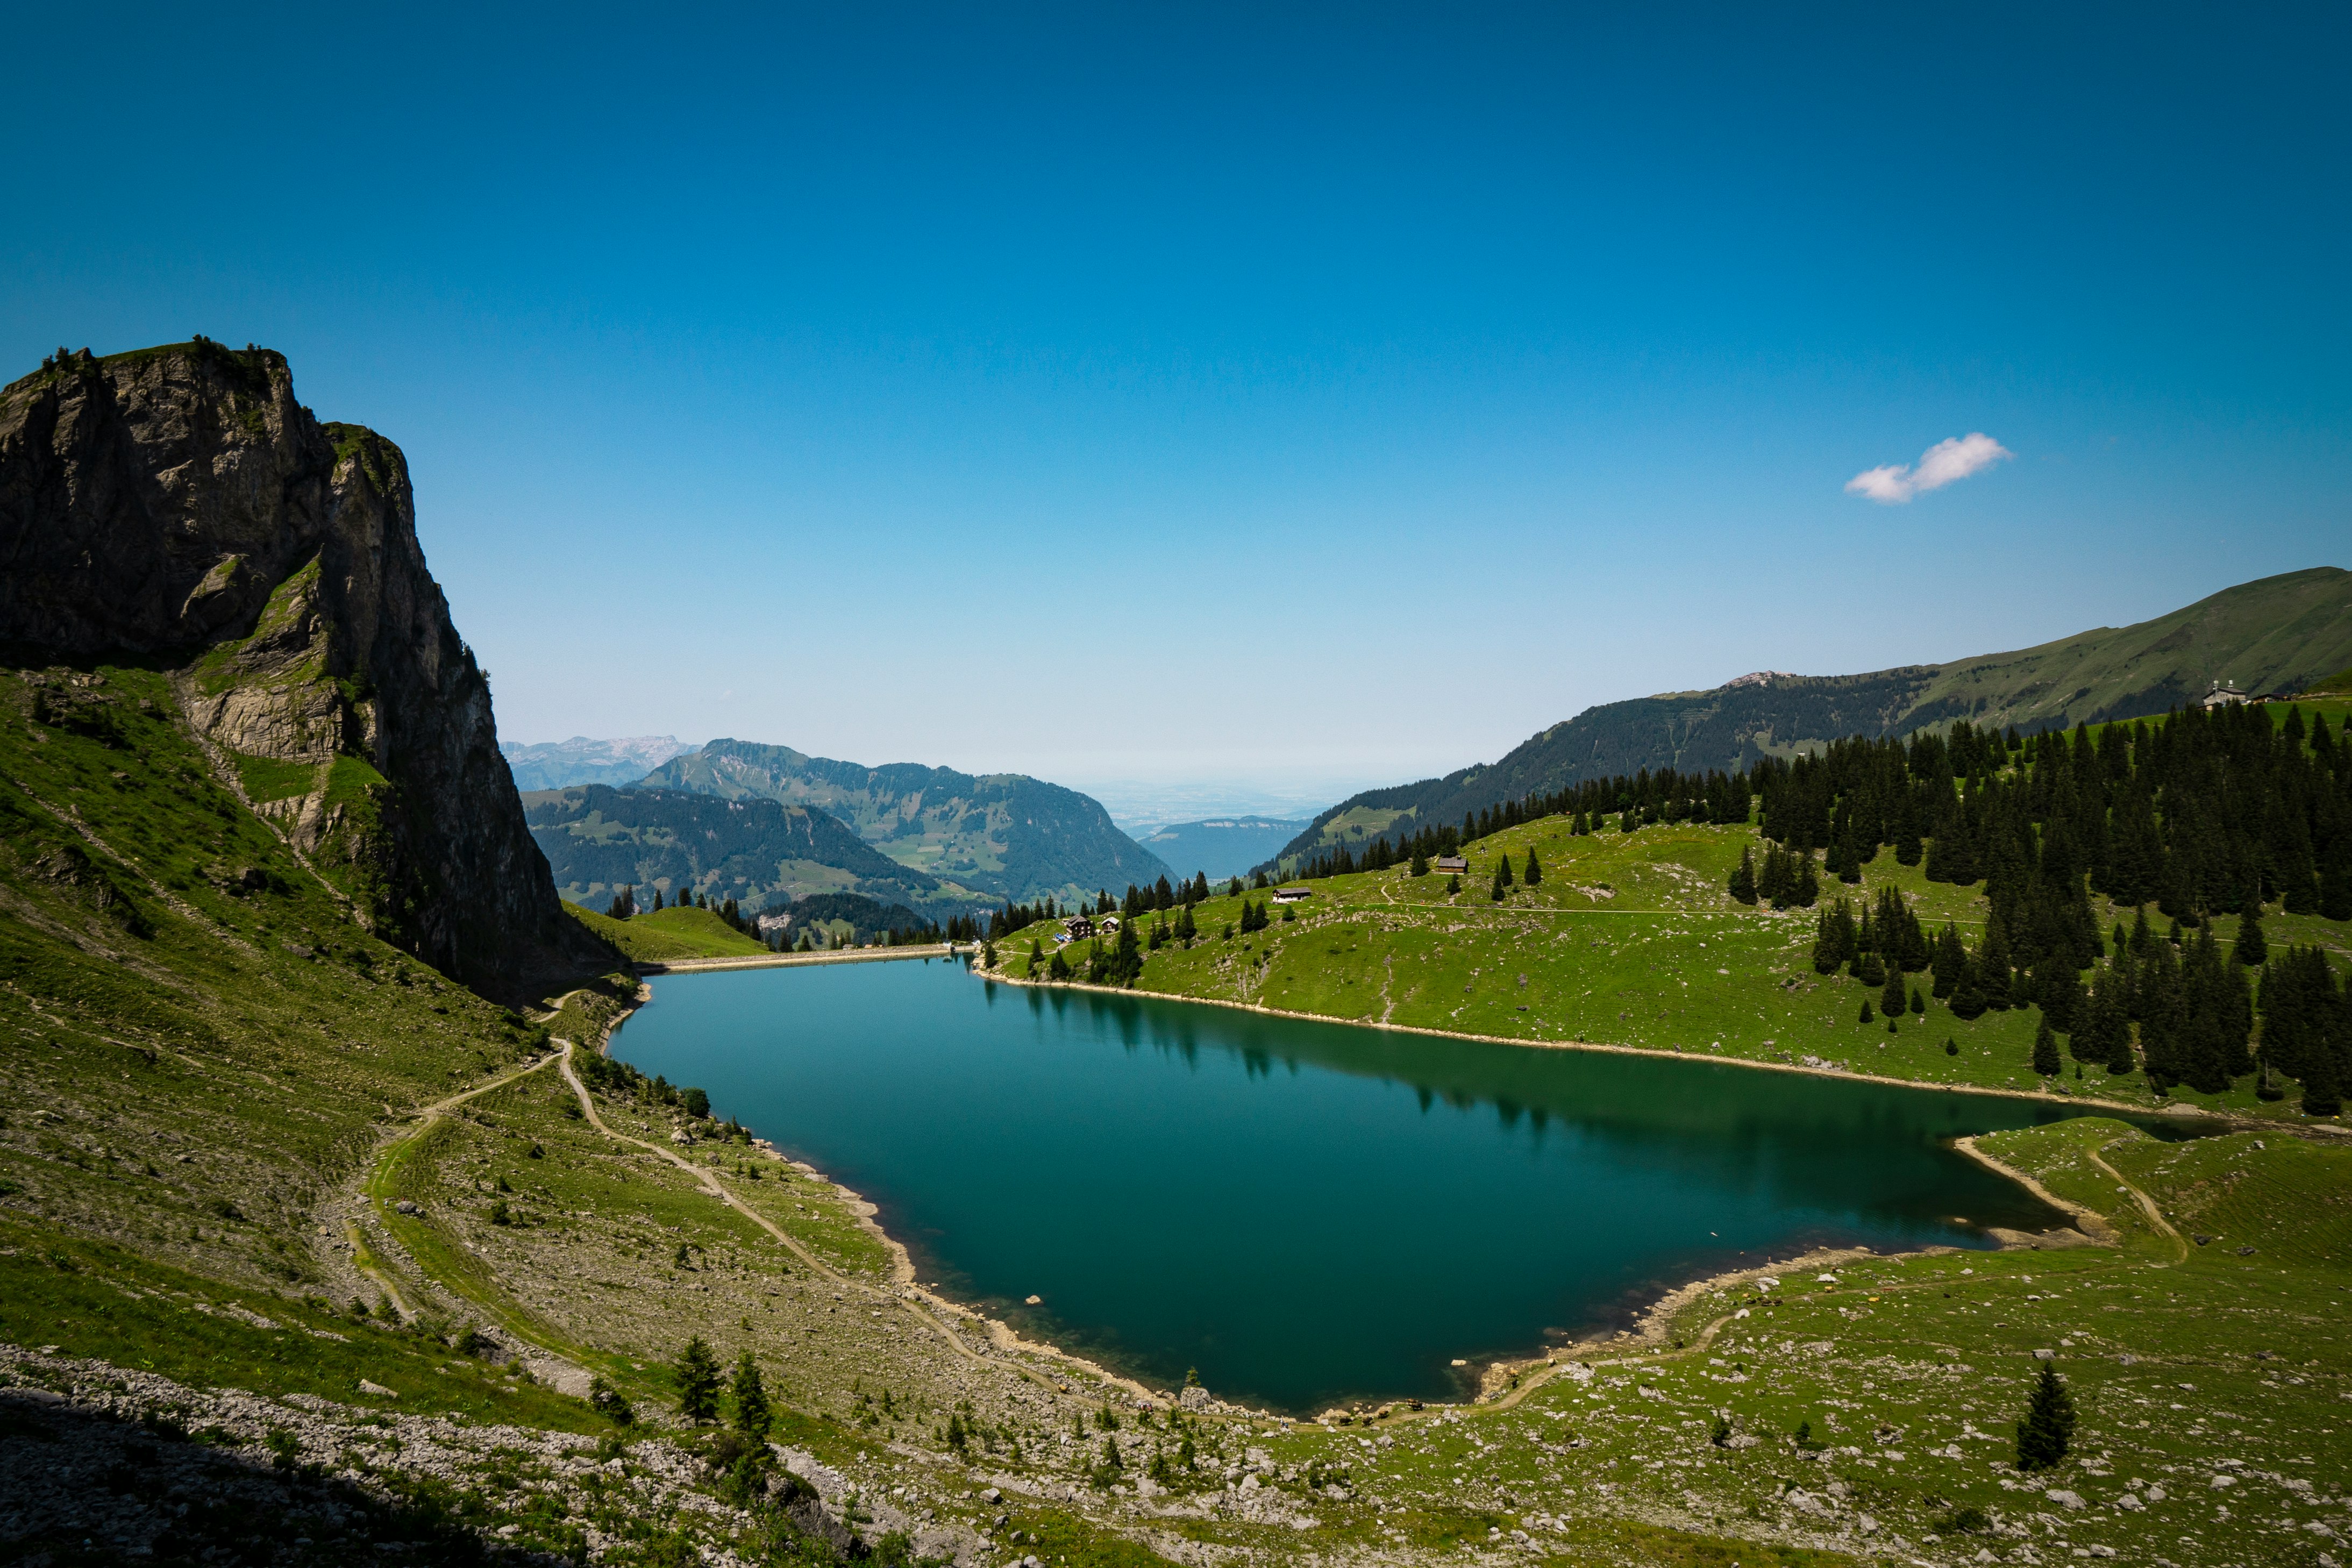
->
[612,959,2118,1414]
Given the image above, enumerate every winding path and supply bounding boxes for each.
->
[2087,1138,2190,1264]
[348,1051,566,1325]
[550,1037,1035,1385]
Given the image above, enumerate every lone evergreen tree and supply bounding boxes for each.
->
[1496,853,1514,889]
[1880,967,1906,1022]
[675,1335,722,1423]
[1523,846,1542,886]
[2032,1018,2061,1077]
[2015,1362,2076,1471]
[1859,1000,1875,1024]
[1728,847,1758,906]
[2302,1040,2342,1117]
[731,1352,771,1441]
[2235,906,2268,966]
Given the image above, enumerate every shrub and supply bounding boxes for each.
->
[590,1374,635,1425]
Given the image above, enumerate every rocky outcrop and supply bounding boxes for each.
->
[0,339,608,998]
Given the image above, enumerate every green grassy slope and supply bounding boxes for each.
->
[1008,805,2349,1122]
[1277,567,2352,865]
[0,661,565,1296]
[0,656,1196,1565]
[1607,1118,2352,1564]
[565,900,771,961]
[7,657,2349,1568]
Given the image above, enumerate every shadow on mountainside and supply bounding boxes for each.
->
[0,1388,525,1567]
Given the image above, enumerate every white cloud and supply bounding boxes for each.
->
[1845,432,2013,503]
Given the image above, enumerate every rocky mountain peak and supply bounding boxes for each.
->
[0,339,607,999]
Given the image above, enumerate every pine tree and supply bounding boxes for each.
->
[2235,906,2268,966]
[1728,847,1758,906]
[2014,1363,2076,1471]
[732,1352,771,1441]
[1496,853,1514,889]
[2073,971,2125,1066]
[675,1336,722,1423]
[1813,899,1856,974]
[1949,965,1988,1021]
[2303,1040,2342,1117]
[2032,1018,2061,1077]
[1835,817,1864,883]
[1793,854,1820,908]
[1410,851,1429,877]
[1880,967,1906,1022]
[1930,922,1968,999]
[1524,847,1542,886]
[2039,961,2084,1035]
[1978,918,2014,1010]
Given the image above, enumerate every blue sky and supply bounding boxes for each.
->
[6,4,2347,811]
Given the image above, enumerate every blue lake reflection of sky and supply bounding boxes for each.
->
[614,959,2103,1413]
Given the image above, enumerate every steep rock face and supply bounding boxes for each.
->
[0,341,605,997]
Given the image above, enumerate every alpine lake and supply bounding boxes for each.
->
[610,957,2190,1416]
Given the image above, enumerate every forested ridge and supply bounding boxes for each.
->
[1756,704,2350,1107]
[1271,567,2352,871]
[1267,702,2352,1111]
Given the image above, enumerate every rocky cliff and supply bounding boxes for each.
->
[0,339,607,997]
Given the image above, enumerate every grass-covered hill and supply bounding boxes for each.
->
[1000,700,2352,1124]
[641,738,1175,905]
[1275,566,2352,869]
[565,900,772,962]
[524,782,970,918]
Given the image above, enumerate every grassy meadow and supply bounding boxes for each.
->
[567,900,772,961]
[1005,809,2351,1123]
[5,653,2348,1568]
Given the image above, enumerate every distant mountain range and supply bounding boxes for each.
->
[501,735,692,790]
[513,737,1176,909]
[1271,566,2352,869]
[639,739,1174,905]
[1134,818,1312,882]
[523,784,960,917]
